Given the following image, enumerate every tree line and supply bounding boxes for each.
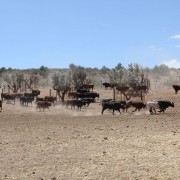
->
[0,63,179,102]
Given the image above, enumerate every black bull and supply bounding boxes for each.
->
[36,101,51,111]
[76,92,99,100]
[172,85,180,94]
[66,99,87,110]
[101,101,126,115]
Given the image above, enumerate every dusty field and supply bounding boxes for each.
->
[0,88,180,180]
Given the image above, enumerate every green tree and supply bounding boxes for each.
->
[39,65,49,78]
[152,64,170,76]
[107,63,149,101]
[0,67,6,77]
[127,63,148,88]
[69,64,87,89]
[101,66,110,74]
[108,63,128,86]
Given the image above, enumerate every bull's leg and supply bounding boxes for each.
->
[158,108,166,113]
[153,108,156,114]
[117,109,121,114]
[112,109,115,115]
[66,103,68,108]
[132,108,137,112]
[101,107,106,115]
[71,103,74,109]
[125,106,129,112]
[149,108,154,115]
[7,98,9,103]
[44,107,48,111]
[11,99,15,105]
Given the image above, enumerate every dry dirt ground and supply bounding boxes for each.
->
[0,88,180,180]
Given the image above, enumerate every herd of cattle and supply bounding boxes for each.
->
[102,82,148,92]
[100,99,174,115]
[0,84,179,115]
[0,89,56,111]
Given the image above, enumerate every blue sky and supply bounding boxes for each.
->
[1,0,180,69]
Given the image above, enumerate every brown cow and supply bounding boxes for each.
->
[68,91,78,98]
[44,96,57,103]
[12,93,23,99]
[80,84,94,90]
[133,85,148,92]
[1,93,9,101]
[1,93,15,104]
[116,86,129,93]
[66,99,76,109]
[32,89,41,96]
[102,82,118,89]
[66,99,88,110]
[36,101,51,111]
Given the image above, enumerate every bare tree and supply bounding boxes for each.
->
[52,70,72,103]
[3,73,39,93]
[22,75,39,90]
[3,73,24,93]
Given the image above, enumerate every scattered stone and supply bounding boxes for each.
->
[103,151,106,155]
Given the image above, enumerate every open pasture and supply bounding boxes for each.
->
[0,88,180,179]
